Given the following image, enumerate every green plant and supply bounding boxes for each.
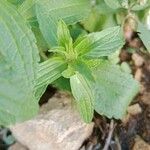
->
[86,0,150,52]
[0,0,141,126]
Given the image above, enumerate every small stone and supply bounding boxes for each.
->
[127,104,142,116]
[139,84,145,94]
[8,142,27,150]
[141,92,150,105]
[132,53,144,67]
[10,92,94,150]
[133,136,150,150]
[134,69,143,81]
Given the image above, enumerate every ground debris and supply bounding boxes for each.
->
[133,136,150,150]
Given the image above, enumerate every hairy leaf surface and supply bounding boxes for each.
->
[93,62,139,119]
[35,58,67,100]
[0,1,40,125]
[18,0,35,19]
[75,26,125,57]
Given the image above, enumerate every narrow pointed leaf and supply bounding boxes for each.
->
[57,20,73,48]
[35,58,67,99]
[36,0,91,47]
[70,73,94,123]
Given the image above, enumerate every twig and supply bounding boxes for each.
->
[115,135,121,150]
[103,120,115,150]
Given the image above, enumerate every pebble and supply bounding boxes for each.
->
[132,53,144,67]
[133,136,150,150]
[127,104,142,116]
[134,68,143,81]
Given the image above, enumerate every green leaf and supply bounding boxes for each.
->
[96,0,117,14]
[35,58,67,99]
[93,61,139,119]
[71,60,94,81]
[75,26,125,58]
[7,0,24,5]
[53,77,71,91]
[0,1,40,125]
[18,0,35,19]
[138,22,150,52]
[82,9,104,32]
[74,36,90,55]
[70,73,94,123]
[131,0,150,11]
[57,20,73,48]
[31,26,49,60]
[104,0,122,9]
[36,0,91,47]
[70,24,87,40]
[62,65,75,78]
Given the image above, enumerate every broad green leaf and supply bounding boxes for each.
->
[138,22,150,52]
[35,58,67,99]
[57,20,73,49]
[93,61,139,119]
[75,26,125,58]
[70,73,94,123]
[7,0,24,5]
[96,0,117,14]
[18,0,35,19]
[0,1,40,125]
[104,0,122,9]
[36,0,91,47]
